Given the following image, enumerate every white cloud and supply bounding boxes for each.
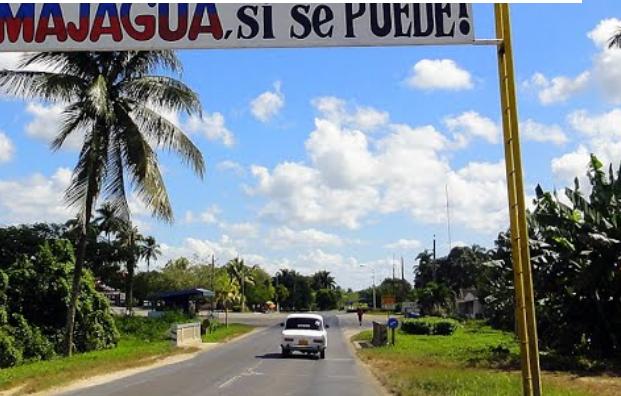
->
[267,226,344,249]
[444,111,499,146]
[405,59,473,91]
[523,72,591,105]
[0,53,24,70]
[216,160,245,176]
[551,108,621,187]
[220,222,259,238]
[588,18,621,49]
[159,236,243,267]
[521,119,568,145]
[593,49,621,104]
[311,97,389,132]
[551,146,590,185]
[568,108,621,137]
[524,19,621,106]
[0,168,74,224]
[249,98,508,233]
[24,103,84,150]
[384,239,421,251]
[186,112,234,147]
[0,131,15,163]
[250,81,285,122]
[184,205,220,224]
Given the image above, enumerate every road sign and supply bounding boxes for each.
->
[387,317,399,329]
[0,3,474,52]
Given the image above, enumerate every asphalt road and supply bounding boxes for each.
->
[59,313,385,396]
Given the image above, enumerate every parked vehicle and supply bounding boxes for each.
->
[280,313,329,359]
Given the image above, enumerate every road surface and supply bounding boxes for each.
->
[59,313,386,396]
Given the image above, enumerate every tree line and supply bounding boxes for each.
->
[411,155,621,359]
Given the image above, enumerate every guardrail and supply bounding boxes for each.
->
[170,322,202,346]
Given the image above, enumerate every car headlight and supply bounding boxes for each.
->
[313,339,324,343]
[284,337,294,342]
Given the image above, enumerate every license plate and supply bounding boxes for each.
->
[298,339,308,346]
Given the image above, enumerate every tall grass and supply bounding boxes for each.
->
[356,320,599,396]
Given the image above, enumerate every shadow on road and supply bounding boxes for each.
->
[255,352,319,360]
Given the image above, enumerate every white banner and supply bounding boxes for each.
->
[0,3,475,52]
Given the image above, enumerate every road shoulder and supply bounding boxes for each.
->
[21,327,263,396]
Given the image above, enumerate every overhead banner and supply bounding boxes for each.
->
[0,3,475,52]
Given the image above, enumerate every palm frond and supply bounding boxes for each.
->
[130,104,205,177]
[19,52,99,78]
[0,70,86,102]
[116,107,173,222]
[120,76,201,115]
[102,138,130,222]
[609,29,621,49]
[51,103,90,151]
[122,51,182,79]
[86,75,116,125]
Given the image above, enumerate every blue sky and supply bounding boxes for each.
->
[0,1,620,289]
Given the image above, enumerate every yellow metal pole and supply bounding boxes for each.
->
[494,4,534,395]
[496,4,543,395]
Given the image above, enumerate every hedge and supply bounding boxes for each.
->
[400,317,459,336]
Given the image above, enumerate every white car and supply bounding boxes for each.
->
[280,313,329,359]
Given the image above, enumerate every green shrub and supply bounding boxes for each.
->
[115,311,196,342]
[10,314,55,361]
[434,320,458,335]
[401,317,459,336]
[401,319,433,335]
[0,329,22,368]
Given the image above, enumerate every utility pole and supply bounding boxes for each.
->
[495,4,541,394]
[446,184,452,251]
[210,254,215,312]
[372,267,376,310]
[401,256,404,281]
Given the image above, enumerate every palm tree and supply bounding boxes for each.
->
[312,270,336,290]
[95,202,123,243]
[226,258,256,312]
[140,236,161,273]
[117,222,142,315]
[0,51,204,356]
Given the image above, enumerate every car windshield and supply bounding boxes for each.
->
[285,318,322,330]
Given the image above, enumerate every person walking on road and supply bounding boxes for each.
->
[357,307,364,326]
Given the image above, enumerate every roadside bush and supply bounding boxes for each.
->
[10,314,55,361]
[0,238,119,367]
[401,317,459,336]
[0,329,22,367]
[434,320,458,335]
[115,311,195,342]
[401,319,433,335]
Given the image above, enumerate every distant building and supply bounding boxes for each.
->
[148,288,215,315]
[95,280,125,306]
[456,289,482,318]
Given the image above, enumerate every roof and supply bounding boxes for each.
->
[285,313,324,321]
[148,288,215,300]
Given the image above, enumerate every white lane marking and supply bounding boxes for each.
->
[218,361,264,389]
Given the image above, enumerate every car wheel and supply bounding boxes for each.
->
[320,349,325,359]
[281,347,290,358]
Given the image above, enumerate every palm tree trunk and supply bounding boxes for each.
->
[63,174,97,356]
[126,258,135,315]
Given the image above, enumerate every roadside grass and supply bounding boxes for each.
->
[0,318,255,394]
[202,323,254,343]
[0,313,196,394]
[354,321,618,396]
[0,338,192,394]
